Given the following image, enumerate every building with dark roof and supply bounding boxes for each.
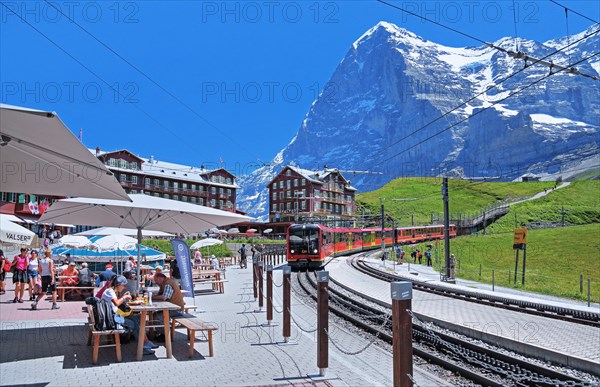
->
[94,148,238,212]
[267,165,356,223]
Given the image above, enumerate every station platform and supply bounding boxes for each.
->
[0,265,448,386]
[326,256,600,375]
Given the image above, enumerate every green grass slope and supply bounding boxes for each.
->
[439,224,600,302]
[357,178,556,226]
[486,181,600,233]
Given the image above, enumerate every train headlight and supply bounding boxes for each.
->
[290,249,295,254]
[313,249,318,254]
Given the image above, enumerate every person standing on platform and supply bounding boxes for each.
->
[27,250,40,301]
[31,250,59,310]
[0,249,8,295]
[238,244,247,269]
[11,248,29,303]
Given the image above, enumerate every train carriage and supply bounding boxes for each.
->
[287,223,456,270]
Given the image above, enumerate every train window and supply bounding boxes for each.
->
[289,225,319,254]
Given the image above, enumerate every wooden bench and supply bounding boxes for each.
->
[183,305,197,313]
[171,314,218,358]
[57,286,95,302]
[86,305,125,365]
[192,279,228,293]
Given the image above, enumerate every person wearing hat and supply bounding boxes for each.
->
[101,275,157,355]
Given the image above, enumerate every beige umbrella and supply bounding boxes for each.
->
[0,104,130,201]
[40,194,252,287]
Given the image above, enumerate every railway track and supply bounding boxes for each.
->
[294,270,595,387]
[350,256,600,328]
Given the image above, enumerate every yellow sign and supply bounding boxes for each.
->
[513,228,528,244]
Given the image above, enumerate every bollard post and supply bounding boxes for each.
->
[514,249,519,285]
[479,263,482,279]
[317,271,329,377]
[492,269,495,292]
[283,265,291,342]
[588,279,591,307]
[266,265,273,323]
[253,258,258,300]
[258,261,264,310]
[391,282,413,387]
[521,244,527,285]
[508,270,511,285]
[580,274,583,293]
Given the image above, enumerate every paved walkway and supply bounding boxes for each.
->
[327,257,600,368]
[0,266,447,386]
[376,257,599,311]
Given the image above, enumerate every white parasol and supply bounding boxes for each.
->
[0,214,35,246]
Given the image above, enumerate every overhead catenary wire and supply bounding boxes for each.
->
[0,2,199,154]
[40,0,259,163]
[376,51,600,166]
[366,27,600,170]
[549,0,599,24]
[376,0,599,81]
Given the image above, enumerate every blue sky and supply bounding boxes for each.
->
[1,1,598,176]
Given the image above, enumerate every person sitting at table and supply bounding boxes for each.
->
[95,267,116,297]
[119,271,138,298]
[77,262,95,287]
[211,254,219,270]
[58,262,79,300]
[169,258,182,287]
[57,259,69,274]
[124,256,136,272]
[60,262,79,286]
[144,266,162,286]
[102,275,157,355]
[193,250,202,268]
[151,273,184,341]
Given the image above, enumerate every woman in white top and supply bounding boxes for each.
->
[101,275,156,355]
[27,250,40,301]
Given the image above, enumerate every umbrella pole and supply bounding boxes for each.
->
[136,227,142,294]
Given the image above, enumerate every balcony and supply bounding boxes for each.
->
[143,184,209,198]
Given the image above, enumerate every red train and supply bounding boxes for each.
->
[286,223,456,270]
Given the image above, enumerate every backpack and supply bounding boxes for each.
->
[86,297,117,331]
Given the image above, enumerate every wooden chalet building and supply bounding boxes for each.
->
[94,148,238,212]
[267,166,356,224]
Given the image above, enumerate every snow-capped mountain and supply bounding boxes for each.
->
[239,22,600,220]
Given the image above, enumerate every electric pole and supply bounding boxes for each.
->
[380,198,385,260]
[442,178,451,281]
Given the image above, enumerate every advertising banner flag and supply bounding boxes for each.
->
[171,239,194,295]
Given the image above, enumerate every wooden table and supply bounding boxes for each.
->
[128,301,181,361]
[192,270,224,293]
